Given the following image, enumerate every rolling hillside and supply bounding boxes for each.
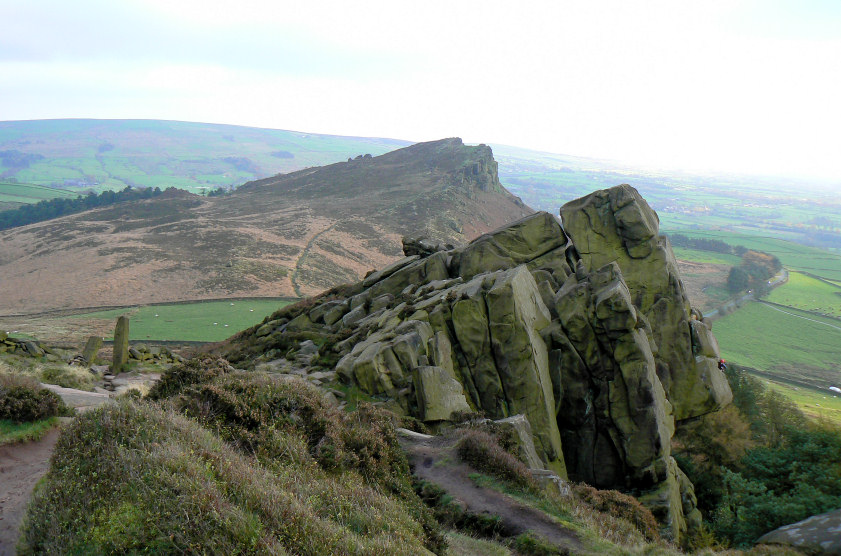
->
[3,119,839,250]
[0,138,531,315]
[0,119,409,194]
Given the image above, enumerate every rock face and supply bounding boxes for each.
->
[231,184,732,543]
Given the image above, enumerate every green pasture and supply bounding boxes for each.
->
[72,299,293,342]
[758,379,841,425]
[714,301,841,390]
[0,181,77,204]
[766,271,841,318]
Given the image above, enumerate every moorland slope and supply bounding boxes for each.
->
[0,138,531,314]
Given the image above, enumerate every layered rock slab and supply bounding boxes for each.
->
[233,184,732,543]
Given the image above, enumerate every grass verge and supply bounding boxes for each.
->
[0,417,59,445]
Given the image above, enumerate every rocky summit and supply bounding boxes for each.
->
[226,184,733,543]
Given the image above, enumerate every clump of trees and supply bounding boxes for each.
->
[674,365,841,547]
[727,250,782,295]
[0,185,167,230]
[666,234,748,256]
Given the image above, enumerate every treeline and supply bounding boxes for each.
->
[727,250,782,294]
[667,234,748,256]
[0,186,166,230]
[674,364,841,548]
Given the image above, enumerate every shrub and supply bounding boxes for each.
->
[0,375,67,423]
[146,355,233,400]
[512,531,569,555]
[148,367,444,552]
[571,484,660,542]
[20,400,445,555]
[455,428,536,489]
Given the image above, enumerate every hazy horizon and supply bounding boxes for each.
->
[2,1,840,182]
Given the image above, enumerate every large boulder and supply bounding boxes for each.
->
[560,185,732,420]
[757,508,841,554]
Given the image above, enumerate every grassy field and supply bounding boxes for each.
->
[71,299,292,342]
[0,181,77,204]
[713,301,841,391]
[758,379,841,425]
[766,271,841,318]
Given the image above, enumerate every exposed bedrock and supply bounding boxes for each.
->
[238,185,732,543]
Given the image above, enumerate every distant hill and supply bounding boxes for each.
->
[0,138,531,314]
[3,119,838,250]
[0,119,410,194]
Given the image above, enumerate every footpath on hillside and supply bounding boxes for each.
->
[399,430,585,554]
[0,386,113,555]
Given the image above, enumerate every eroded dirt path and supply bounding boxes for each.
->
[399,431,585,554]
[0,429,60,556]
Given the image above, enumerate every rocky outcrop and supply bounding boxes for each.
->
[560,185,731,420]
[230,184,732,543]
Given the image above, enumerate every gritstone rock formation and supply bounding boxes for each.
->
[228,184,733,543]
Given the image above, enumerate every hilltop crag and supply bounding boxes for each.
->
[227,184,732,542]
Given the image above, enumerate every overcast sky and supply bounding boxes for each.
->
[2,0,840,181]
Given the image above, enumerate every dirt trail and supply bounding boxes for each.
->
[399,431,585,554]
[0,429,60,556]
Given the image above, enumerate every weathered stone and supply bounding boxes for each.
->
[0,330,7,342]
[80,335,102,365]
[363,255,419,287]
[298,340,319,356]
[638,457,692,542]
[370,252,449,298]
[286,313,317,331]
[341,305,367,328]
[486,266,565,476]
[22,340,44,357]
[323,301,350,326]
[370,293,395,313]
[111,316,129,372]
[561,185,732,420]
[452,211,567,280]
[413,365,471,421]
[494,414,544,469]
[128,347,142,360]
[757,508,841,554]
[689,319,719,358]
[255,322,275,337]
[402,237,454,258]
